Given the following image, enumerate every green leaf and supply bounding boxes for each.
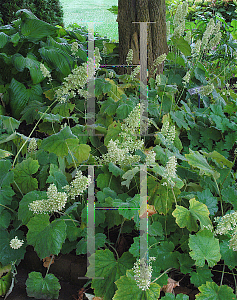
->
[39,46,74,77]
[190,265,213,288]
[71,144,91,164]
[150,241,179,270]
[220,239,237,270]
[41,126,78,158]
[0,160,14,213]
[86,249,135,300]
[196,282,236,300]
[170,111,189,130]
[116,98,135,119]
[76,233,107,255]
[178,253,195,274]
[189,229,221,267]
[104,121,122,146]
[0,229,26,265]
[221,187,237,209]
[148,178,180,215]
[100,97,118,116]
[201,150,233,168]
[172,198,212,232]
[18,191,47,225]
[0,148,13,160]
[13,158,39,194]
[46,164,68,190]
[0,115,20,133]
[171,36,191,56]
[20,18,57,42]
[27,215,67,259]
[113,269,160,300]
[108,162,125,177]
[196,189,218,216]
[9,78,43,119]
[185,149,220,179]
[0,32,9,48]
[121,167,140,188]
[26,272,60,299]
[0,210,11,229]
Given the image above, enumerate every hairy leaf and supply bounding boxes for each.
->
[189,229,221,267]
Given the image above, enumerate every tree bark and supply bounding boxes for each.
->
[117,0,168,81]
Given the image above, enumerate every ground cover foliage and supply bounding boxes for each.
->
[1,1,237,299]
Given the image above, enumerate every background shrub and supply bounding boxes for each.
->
[0,0,64,26]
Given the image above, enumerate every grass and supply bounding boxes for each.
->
[60,0,119,42]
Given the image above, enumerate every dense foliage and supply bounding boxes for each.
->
[0,0,64,27]
[0,3,237,299]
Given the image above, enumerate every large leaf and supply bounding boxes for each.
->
[86,249,135,300]
[185,149,220,179]
[26,272,60,299]
[0,32,9,48]
[220,240,237,270]
[12,53,45,84]
[20,18,57,42]
[171,36,191,56]
[40,126,78,158]
[0,160,14,213]
[0,229,26,265]
[196,282,236,300]
[113,269,161,300]
[189,229,221,267]
[9,78,43,119]
[190,265,213,288]
[13,158,39,194]
[196,189,218,216]
[39,46,74,77]
[27,214,67,259]
[172,198,212,232]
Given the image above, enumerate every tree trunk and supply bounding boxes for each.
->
[117,0,168,81]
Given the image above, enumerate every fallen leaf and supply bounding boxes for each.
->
[161,277,180,294]
[42,255,54,268]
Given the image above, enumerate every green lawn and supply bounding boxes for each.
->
[60,0,119,41]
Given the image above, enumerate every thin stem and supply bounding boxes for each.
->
[12,99,58,168]
[220,263,225,286]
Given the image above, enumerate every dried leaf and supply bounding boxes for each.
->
[139,203,157,219]
[161,277,179,294]
[42,255,54,268]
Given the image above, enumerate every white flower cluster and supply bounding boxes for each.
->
[131,65,141,79]
[29,184,68,214]
[215,211,237,251]
[184,31,192,44]
[200,83,214,96]
[163,156,177,187]
[28,138,37,153]
[201,19,222,51]
[145,150,156,166]
[63,170,92,200]
[97,103,152,167]
[132,257,156,291]
[154,53,167,66]
[71,42,79,55]
[10,236,24,249]
[40,63,52,83]
[192,40,202,56]
[161,120,176,144]
[182,71,191,85]
[126,49,133,65]
[173,2,188,38]
[55,47,101,103]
